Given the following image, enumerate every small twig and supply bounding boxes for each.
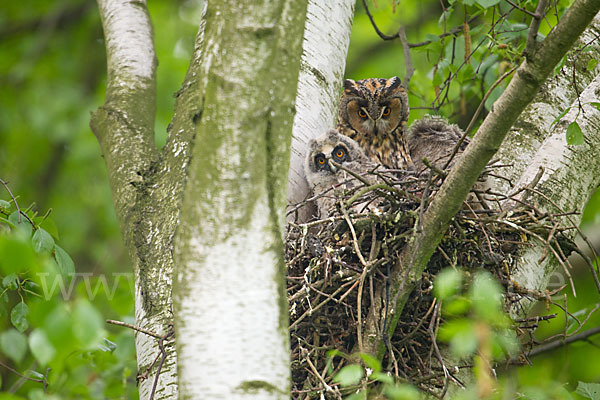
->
[106,319,163,339]
[361,0,397,40]
[505,0,538,17]
[150,328,175,400]
[398,27,414,87]
[528,326,600,357]
[0,178,21,223]
[340,203,368,267]
[0,360,48,388]
[525,0,549,58]
[464,65,518,136]
[304,350,337,395]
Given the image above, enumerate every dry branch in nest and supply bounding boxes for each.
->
[285,164,584,399]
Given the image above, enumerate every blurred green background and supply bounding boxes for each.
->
[1,0,599,398]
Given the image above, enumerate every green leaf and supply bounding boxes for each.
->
[37,217,59,240]
[32,228,55,254]
[0,329,28,363]
[2,274,18,290]
[566,121,585,145]
[0,200,10,210]
[589,102,600,112]
[576,382,600,400]
[29,329,56,365]
[384,383,420,400]
[475,0,500,7]
[470,271,503,322]
[8,211,32,238]
[587,58,598,71]
[434,268,463,299]
[359,353,381,373]
[53,244,75,275]
[0,235,37,275]
[443,296,471,316]
[438,319,478,358]
[11,302,29,333]
[333,364,364,386]
[370,371,394,384]
[72,300,104,348]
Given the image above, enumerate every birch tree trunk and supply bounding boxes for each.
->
[91,1,181,398]
[286,0,356,223]
[171,0,308,398]
[490,14,600,305]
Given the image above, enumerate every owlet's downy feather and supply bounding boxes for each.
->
[304,130,382,219]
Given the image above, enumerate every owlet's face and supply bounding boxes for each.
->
[338,77,409,141]
[304,130,369,190]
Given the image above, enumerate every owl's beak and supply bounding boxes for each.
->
[327,159,337,173]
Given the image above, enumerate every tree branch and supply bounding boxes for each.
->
[362,0,600,358]
[90,0,158,233]
[525,0,550,57]
[528,326,600,357]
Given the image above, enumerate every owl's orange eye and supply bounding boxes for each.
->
[332,146,347,162]
[382,107,391,117]
[315,154,326,168]
[358,109,368,119]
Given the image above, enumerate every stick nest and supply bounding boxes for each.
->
[285,165,579,399]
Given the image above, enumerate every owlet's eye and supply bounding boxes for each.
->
[382,106,391,117]
[358,109,368,119]
[332,146,347,162]
[315,154,327,168]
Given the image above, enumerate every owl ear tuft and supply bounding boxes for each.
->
[343,79,357,91]
[387,76,402,89]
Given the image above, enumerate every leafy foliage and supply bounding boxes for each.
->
[0,198,137,398]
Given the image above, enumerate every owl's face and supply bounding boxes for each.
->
[304,130,369,190]
[338,77,409,140]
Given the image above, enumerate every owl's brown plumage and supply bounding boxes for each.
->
[337,77,412,170]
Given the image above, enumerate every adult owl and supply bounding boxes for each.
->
[304,129,380,219]
[337,77,412,170]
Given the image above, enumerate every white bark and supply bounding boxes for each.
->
[98,0,155,87]
[509,72,600,300]
[176,203,289,399]
[286,0,356,223]
[94,1,179,398]
[492,14,600,194]
[172,0,308,398]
